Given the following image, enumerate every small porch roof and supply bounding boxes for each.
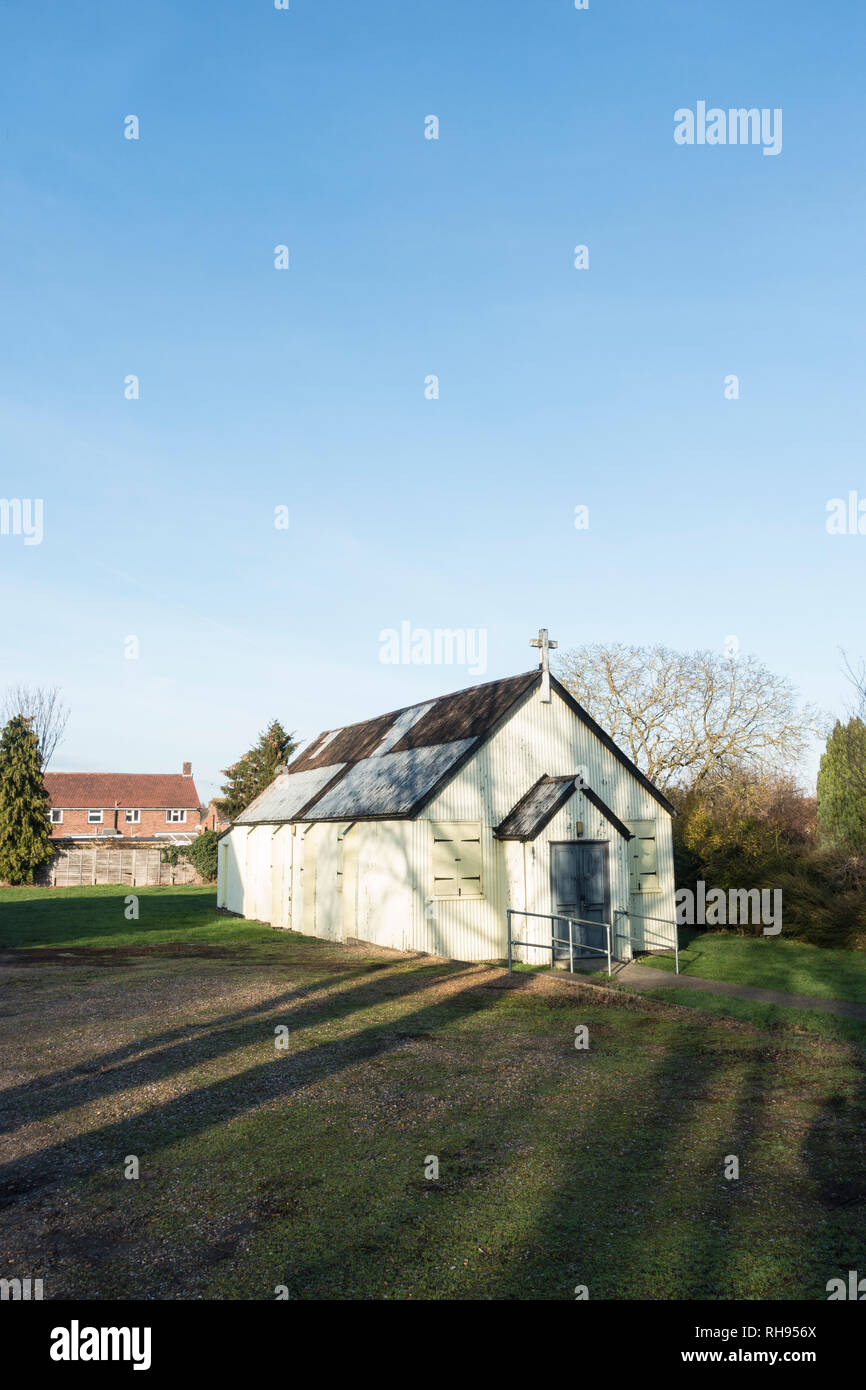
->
[494,775,634,842]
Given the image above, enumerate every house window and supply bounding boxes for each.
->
[431,823,483,898]
[87,809,103,825]
[166,809,187,824]
[49,808,63,824]
[626,820,659,892]
[125,809,141,824]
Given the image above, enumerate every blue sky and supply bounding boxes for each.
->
[1,0,863,800]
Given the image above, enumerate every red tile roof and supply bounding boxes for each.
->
[45,773,202,810]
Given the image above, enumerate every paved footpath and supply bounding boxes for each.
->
[614,961,866,1021]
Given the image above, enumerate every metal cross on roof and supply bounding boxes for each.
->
[530,628,558,702]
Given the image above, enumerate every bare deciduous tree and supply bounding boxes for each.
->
[556,643,814,791]
[1,685,69,769]
[842,650,866,721]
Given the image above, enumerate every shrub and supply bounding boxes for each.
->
[668,769,866,949]
[181,830,219,883]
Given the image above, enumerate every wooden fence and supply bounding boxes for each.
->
[39,841,203,888]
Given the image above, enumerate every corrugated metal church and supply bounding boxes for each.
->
[217,632,677,965]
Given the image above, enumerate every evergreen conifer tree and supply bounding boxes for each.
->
[0,715,54,884]
[817,717,866,852]
[216,720,297,820]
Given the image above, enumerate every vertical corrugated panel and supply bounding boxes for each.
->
[302,827,318,936]
[270,824,292,927]
[242,826,273,923]
[310,823,343,941]
[242,828,257,919]
[291,827,305,931]
[351,820,418,951]
[225,829,245,912]
[422,686,676,962]
[224,687,676,963]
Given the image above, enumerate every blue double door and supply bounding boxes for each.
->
[550,842,610,960]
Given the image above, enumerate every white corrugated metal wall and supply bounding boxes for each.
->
[420,685,675,961]
[219,827,247,914]
[216,684,676,962]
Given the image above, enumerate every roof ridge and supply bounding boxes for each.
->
[45,771,191,778]
[239,670,543,824]
[296,669,540,748]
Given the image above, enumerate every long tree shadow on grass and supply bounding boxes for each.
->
[0,962,517,1208]
[0,965,394,1129]
[5,974,724,1299]
[257,1009,730,1301]
[801,1050,866,1298]
[195,997,820,1301]
[444,1012,750,1301]
[9,950,862,1299]
[538,1039,776,1301]
[484,1026,866,1300]
[0,958,473,1141]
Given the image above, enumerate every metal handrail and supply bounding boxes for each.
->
[614,908,680,974]
[507,908,613,978]
[615,909,680,927]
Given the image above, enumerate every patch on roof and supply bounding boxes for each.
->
[307,740,475,820]
[373,702,434,756]
[235,764,346,823]
[304,728,342,760]
[495,775,577,841]
[287,670,539,773]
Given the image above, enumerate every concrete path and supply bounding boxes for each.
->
[614,961,866,1021]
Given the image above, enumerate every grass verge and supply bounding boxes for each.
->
[638,929,866,1004]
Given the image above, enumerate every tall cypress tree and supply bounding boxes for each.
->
[216,720,297,820]
[0,715,54,884]
[817,717,866,853]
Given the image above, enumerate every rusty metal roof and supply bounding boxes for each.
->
[237,670,540,824]
[495,774,636,842]
[289,671,539,773]
[306,741,476,820]
[494,776,577,841]
[234,764,347,824]
[231,668,674,827]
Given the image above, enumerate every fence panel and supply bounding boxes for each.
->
[37,842,202,888]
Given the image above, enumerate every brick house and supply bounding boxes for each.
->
[200,800,231,834]
[44,763,205,840]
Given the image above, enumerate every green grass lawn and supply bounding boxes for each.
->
[0,884,277,950]
[643,986,866,1048]
[639,928,866,1003]
[2,887,866,1300]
